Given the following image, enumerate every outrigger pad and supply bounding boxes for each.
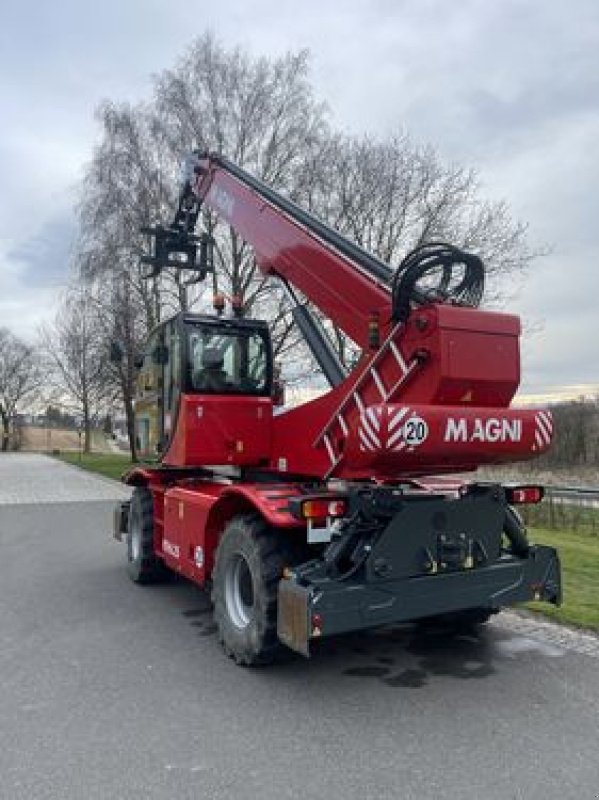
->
[277,579,311,657]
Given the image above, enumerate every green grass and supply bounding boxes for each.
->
[55,451,133,481]
[526,526,599,631]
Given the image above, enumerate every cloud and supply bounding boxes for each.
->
[7,214,76,289]
[0,0,597,394]
[0,267,63,342]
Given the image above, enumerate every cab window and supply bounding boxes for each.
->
[188,326,269,394]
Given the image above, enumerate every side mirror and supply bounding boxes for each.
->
[273,381,285,407]
[152,344,169,365]
[109,341,124,364]
[198,233,215,277]
[272,364,285,407]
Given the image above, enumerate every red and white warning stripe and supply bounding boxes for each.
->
[359,406,420,454]
[386,406,411,451]
[358,406,382,452]
[533,409,553,451]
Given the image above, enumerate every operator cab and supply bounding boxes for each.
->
[135,313,273,466]
[188,320,270,395]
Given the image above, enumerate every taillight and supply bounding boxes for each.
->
[505,485,544,504]
[289,496,348,521]
[300,498,347,520]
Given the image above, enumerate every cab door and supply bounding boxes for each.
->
[162,319,182,450]
[134,327,164,460]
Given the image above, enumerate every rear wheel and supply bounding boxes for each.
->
[127,487,164,584]
[211,514,297,666]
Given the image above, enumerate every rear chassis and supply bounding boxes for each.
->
[114,479,561,658]
[277,483,561,656]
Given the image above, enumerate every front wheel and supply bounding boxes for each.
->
[126,487,164,584]
[211,515,296,666]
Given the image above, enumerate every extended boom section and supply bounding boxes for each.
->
[188,153,393,347]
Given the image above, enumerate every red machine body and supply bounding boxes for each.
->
[124,472,305,585]
[142,154,551,484]
[117,153,558,662]
[163,395,272,467]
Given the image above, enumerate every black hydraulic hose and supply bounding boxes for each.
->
[391,242,485,322]
[333,550,370,582]
[503,506,529,557]
[323,515,379,581]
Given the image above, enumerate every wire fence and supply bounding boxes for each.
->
[521,485,599,534]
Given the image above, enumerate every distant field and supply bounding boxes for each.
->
[56,452,133,481]
[478,463,599,489]
[20,426,113,453]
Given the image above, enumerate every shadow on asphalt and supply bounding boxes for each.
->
[315,624,497,688]
[83,555,547,690]
[173,575,504,688]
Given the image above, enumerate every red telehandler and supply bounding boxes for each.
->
[113,152,560,665]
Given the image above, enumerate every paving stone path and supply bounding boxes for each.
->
[0,453,130,505]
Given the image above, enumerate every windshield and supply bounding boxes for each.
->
[187,325,269,394]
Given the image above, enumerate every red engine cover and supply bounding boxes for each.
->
[163,394,272,467]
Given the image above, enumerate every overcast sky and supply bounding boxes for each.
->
[1,0,597,395]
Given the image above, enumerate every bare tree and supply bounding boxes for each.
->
[0,328,41,451]
[41,287,112,453]
[536,399,599,468]
[80,36,328,327]
[73,33,542,418]
[293,133,537,292]
[73,35,334,430]
[153,34,327,307]
[288,132,540,367]
[87,268,147,460]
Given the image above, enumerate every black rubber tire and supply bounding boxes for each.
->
[211,514,296,666]
[126,487,164,584]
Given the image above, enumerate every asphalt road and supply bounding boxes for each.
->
[1,454,599,800]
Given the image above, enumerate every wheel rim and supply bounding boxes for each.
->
[224,553,255,629]
[129,509,142,562]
